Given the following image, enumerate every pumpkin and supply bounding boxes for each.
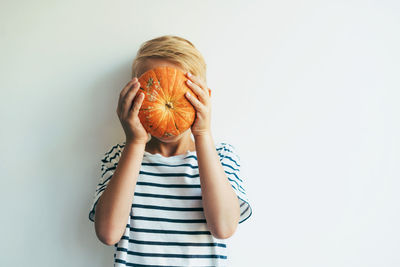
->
[137,66,198,139]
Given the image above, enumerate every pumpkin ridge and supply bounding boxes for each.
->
[143,71,156,102]
[162,66,173,100]
[162,109,180,137]
[168,67,178,99]
[165,66,172,97]
[150,108,169,137]
[149,69,168,101]
[159,67,171,100]
[174,107,192,125]
[150,87,164,106]
[175,108,186,133]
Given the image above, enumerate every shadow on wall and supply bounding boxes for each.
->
[87,60,133,147]
[77,60,133,265]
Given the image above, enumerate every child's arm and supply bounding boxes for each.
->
[94,77,148,245]
[94,142,145,245]
[195,133,241,239]
[184,72,240,239]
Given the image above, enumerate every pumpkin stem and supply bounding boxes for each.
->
[165,101,174,109]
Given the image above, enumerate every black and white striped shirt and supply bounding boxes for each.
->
[89,141,252,266]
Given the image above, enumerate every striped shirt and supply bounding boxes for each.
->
[89,141,252,267]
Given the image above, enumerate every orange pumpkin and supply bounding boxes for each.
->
[137,66,198,139]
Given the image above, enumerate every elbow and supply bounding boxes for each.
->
[210,223,238,240]
[208,208,240,239]
[99,235,119,246]
[93,201,123,246]
[211,228,236,239]
[95,225,121,246]
[94,215,122,246]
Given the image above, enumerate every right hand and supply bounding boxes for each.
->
[117,77,148,145]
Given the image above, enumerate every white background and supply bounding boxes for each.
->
[1,0,399,266]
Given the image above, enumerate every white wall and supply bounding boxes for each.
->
[1,0,399,266]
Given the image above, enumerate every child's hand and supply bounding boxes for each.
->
[117,77,148,145]
[184,72,212,137]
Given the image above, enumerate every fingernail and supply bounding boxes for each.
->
[187,72,192,77]
[187,79,192,84]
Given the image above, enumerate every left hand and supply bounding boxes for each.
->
[184,72,212,137]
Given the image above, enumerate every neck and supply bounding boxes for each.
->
[145,130,195,157]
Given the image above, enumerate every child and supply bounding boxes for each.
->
[89,35,252,267]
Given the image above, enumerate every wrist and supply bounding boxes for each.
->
[125,140,147,148]
[193,131,213,141]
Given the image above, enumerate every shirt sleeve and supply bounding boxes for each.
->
[217,142,253,224]
[88,143,123,222]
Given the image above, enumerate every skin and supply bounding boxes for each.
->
[94,58,240,245]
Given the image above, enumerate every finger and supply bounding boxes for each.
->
[186,72,207,93]
[120,81,141,118]
[117,78,138,115]
[129,91,145,117]
[120,77,138,100]
[185,91,204,112]
[186,79,209,105]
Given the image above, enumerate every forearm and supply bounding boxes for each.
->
[194,132,240,239]
[94,141,145,245]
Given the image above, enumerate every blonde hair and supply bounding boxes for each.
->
[131,35,207,83]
